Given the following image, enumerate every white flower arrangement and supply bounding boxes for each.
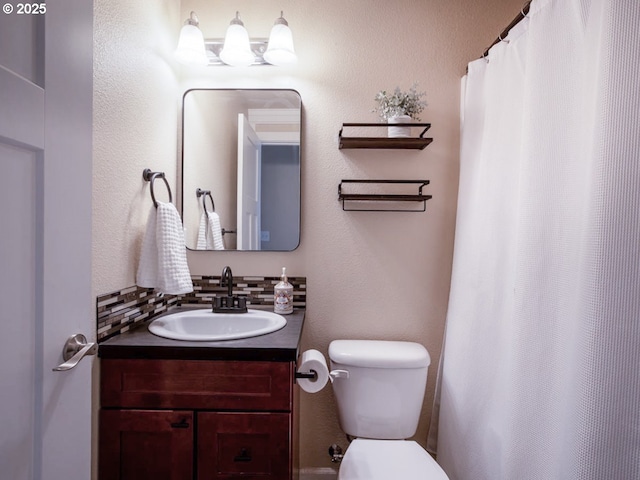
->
[373,83,427,121]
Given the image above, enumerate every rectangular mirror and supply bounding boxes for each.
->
[181,89,301,251]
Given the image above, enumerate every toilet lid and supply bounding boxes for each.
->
[338,439,449,480]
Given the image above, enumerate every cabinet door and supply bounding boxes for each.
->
[100,410,193,480]
[197,412,291,479]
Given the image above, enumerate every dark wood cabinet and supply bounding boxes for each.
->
[99,410,194,480]
[197,412,291,479]
[99,359,297,480]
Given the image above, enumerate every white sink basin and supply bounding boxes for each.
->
[148,309,287,341]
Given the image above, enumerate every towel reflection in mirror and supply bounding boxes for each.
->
[197,210,225,250]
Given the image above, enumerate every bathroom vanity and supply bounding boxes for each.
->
[98,308,305,480]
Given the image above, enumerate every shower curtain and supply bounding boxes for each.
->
[430,0,640,478]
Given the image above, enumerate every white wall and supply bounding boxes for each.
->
[93,0,182,294]
[93,0,524,473]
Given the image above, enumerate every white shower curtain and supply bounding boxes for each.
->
[431,0,640,478]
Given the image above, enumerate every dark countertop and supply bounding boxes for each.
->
[98,307,305,362]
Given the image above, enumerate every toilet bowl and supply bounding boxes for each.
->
[328,340,449,480]
[338,439,448,480]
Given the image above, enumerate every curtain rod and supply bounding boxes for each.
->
[481,1,531,58]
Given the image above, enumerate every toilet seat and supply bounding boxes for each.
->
[338,439,449,480]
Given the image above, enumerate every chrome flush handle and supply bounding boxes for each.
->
[328,369,349,383]
[52,333,97,372]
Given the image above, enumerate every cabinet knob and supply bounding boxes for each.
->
[170,419,190,429]
[234,448,252,462]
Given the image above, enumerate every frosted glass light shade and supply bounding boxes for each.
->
[264,14,297,66]
[220,14,254,67]
[174,23,208,66]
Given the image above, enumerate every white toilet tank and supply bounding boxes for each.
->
[328,339,430,440]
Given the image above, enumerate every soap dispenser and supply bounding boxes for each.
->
[274,267,293,314]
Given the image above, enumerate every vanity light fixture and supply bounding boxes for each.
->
[174,12,208,66]
[219,12,255,67]
[263,11,297,66]
[174,10,298,67]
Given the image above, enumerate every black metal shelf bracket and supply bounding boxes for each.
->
[338,179,432,212]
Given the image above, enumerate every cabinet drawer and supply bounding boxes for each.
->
[101,359,293,411]
[197,412,291,480]
[99,409,193,480]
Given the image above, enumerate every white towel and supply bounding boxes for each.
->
[136,202,193,295]
[196,211,225,250]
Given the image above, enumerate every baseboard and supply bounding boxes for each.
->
[299,467,339,480]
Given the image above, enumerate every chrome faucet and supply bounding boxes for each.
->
[213,266,248,313]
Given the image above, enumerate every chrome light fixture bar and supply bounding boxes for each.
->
[175,10,297,67]
[204,39,270,66]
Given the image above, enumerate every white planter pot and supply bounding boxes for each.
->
[387,114,412,138]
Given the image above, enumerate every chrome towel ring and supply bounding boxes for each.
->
[143,168,172,207]
[196,187,215,212]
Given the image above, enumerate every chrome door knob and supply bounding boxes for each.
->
[52,333,97,372]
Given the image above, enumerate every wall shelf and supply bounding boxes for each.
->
[338,180,432,212]
[338,123,433,150]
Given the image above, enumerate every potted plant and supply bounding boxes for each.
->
[373,83,427,137]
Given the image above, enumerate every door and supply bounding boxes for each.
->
[197,412,291,479]
[99,410,194,480]
[237,114,262,250]
[0,2,93,479]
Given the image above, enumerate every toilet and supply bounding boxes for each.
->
[328,339,449,480]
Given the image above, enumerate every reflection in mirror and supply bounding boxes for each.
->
[182,89,301,251]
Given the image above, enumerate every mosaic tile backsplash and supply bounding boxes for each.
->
[97,275,306,342]
[96,286,178,341]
